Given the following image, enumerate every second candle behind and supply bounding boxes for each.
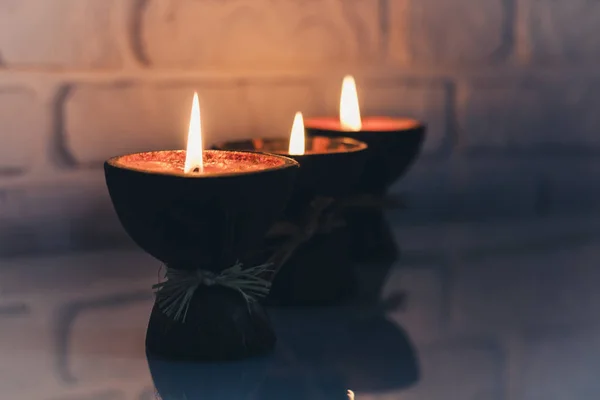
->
[213,112,368,306]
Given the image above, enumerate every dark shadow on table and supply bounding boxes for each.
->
[147,306,419,399]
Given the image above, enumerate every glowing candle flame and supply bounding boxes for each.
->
[184,92,203,173]
[288,111,305,155]
[347,390,355,400]
[340,75,362,131]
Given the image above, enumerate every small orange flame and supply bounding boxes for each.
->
[184,92,203,173]
[340,75,362,131]
[347,390,355,400]
[288,111,305,155]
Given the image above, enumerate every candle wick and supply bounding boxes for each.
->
[192,167,200,173]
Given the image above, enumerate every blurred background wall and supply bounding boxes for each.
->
[0,0,599,255]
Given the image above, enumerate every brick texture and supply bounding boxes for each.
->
[399,341,505,400]
[2,218,600,398]
[137,0,379,69]
[450,243,600,335]
[0,87,44,174]
[46,391,126,400]
[460,79,600,151]
[528,0,600,63]
[1,2,598,400]
[63,82,250,165]
[0,0,120,68]
[357,79,449,153]
[519,328,600,400]
[389,0,510,64]
[383,267,445,344]
[65,298,151,384]
[0,307,56,394]
[0,181,128,256]
[0,0,598,255]
[245,80,323,139]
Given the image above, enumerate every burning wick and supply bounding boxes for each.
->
[340,75,362,132]
[184,92,204,174]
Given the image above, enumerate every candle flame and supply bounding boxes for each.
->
[340,75,362,131]
[347,390,355,400]
[184,92,203,173]
[288,111,305,155]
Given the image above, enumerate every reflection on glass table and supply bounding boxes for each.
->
[148,305,419,400]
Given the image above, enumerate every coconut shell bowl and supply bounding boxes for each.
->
[104,149,299,361]
[213,136,369,306]
[305,117,426,263]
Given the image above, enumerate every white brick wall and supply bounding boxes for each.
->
[0,0,599,252]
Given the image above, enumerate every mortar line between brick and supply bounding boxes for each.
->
[4,65,600,82]
[379,0,390,61]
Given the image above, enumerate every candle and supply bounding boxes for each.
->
[304,75,426,193]
[109,92,290,177]
[213,111,368,201]
[304,76,427,264]
[215,111,367,159]
[213,112,368,307]
[104,92,299,362]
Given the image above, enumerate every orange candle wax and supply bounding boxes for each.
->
[110,150,287,177]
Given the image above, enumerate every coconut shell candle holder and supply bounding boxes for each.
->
[213,125,368,306]
[104,149,299,361]
[305,117,425,263]
[305,117,425,193]
[302,76,427,263]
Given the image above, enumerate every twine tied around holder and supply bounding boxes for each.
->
[265,197,343,279]
[152,262,274,323]
[264,193,407,280]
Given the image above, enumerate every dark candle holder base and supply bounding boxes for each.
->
[264,227,358,307]
[213,138,369,308]
[347,208,399,264]
[146,285,277,361]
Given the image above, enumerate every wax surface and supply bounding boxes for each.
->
[305,117,421,132]
[113,150,286,176]
[218,137,366,156]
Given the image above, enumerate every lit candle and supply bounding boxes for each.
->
[215,111,367,159]
[109,92,289,176]
[304,76,427,263]
[103,92,299,363]
[288,112,306,155]
[340,76,361,131]
[212,112,369,307]
[304,75,426,194]
[307,75,425,134]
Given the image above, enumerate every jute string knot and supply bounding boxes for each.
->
[195,270,217,286]
[153,262,274,323]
